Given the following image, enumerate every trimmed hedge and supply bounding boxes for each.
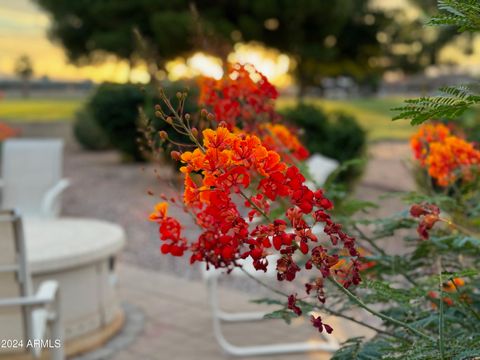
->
[281,103,367,185]
[75,81,198,162]
[89,83,145,161]
[73,107,110,151]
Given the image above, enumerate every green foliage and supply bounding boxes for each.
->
[263,309,297,325]
[428,0,480,32]
[331,337,387,360]
[277,97,417,141]
[281,103,367,186]
[73,107,110,151]
[84,81,198,162]
[362,279,425,305]
[340,192,480,356]
[144,81,199,167]
[393,86,480,125]
[393,0,480,125]
[88,82,146,161]
[333,334,480,360]
[456,104,480,143]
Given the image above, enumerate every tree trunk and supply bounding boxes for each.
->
[21,78,30,98]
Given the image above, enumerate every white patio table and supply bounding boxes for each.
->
[23,217,126,356]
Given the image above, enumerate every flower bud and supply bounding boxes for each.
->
[191,127,198,137]
[166,117,173,124]
[200,109,208,117]
[176,92,182,99]
[154,111,162,118]
[207,113,215,121]
[185,113,191,121]
[159,131,168,140]
[154,104,161,111]
[171,151,181,161]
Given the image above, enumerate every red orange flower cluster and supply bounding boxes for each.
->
[428,278,466,307]
[198,63,279,131]
[411,123,480,186]
[261,123,309,162]
[198,63,309,163]
[150,126,361,314]
[410,123,452,163]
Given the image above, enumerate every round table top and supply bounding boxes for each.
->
[24,217,126,274]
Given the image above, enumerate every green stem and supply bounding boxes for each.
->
[238,190,271,221]
[328,276,435,342]
[240,267,285,297]
[438,258,445,360]
[353,224,386,256]
[239,268,407,341]
[353,224,418,287]
[439,217,478,238]
[159,90,206,152]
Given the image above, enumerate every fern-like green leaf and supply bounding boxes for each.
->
[428,0,480,32]
[392,85,480,125]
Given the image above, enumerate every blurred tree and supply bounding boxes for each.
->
[36,0,389,97]
[229,1,391,97]
[34,0,233,73]
[379,0,464,75]
[14,55,34,98]
[46,1,471,97]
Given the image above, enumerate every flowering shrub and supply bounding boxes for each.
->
[411,123,480,187]
[150,122,361,331]
[280,103,366,187]
[146,73,480,359]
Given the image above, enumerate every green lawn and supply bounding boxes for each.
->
[0,98,85,122]
[277,97,414,141]
[0,96,413,141]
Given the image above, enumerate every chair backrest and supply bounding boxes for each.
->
[0,210,32,351]
[1,139,64,216]
[306,153,339,186]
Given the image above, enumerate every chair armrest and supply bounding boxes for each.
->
[0,281,62,358]
[0,280,59,308]
[41,178,70,216]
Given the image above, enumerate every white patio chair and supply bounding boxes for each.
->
[202,154,340,356]
[203,253,339,357]
[0,139,70,218]
[306,153,339,187]
[0,209,64,359]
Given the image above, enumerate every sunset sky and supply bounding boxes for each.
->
[0,0,297,84]
[1,0,479,85]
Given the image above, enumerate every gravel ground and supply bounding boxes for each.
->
[62,141,415,280]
